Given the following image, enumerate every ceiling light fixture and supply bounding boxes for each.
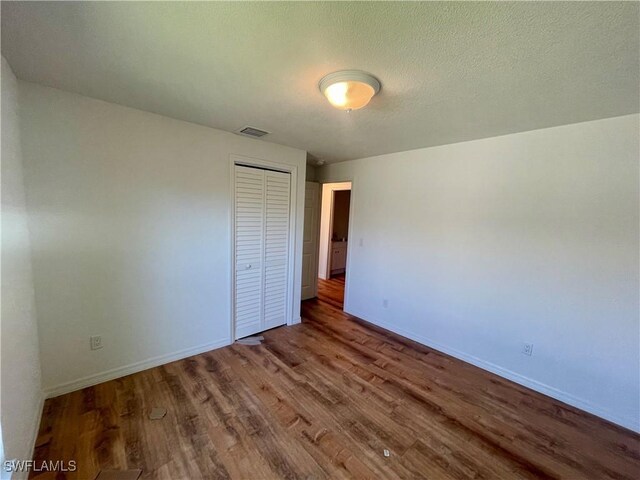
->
[319,70,381,112]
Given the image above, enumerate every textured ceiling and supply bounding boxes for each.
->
[2,2,638,164]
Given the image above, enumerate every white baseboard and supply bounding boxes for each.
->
[289,316,302,325]
[43,338,231,399]
[346,308,640,433]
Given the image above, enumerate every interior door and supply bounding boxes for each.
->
[302,182,320,300]
[234,164,291,339]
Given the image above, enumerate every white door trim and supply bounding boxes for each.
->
[229,154,299,340]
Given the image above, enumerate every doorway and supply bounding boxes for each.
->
[318,182,351,309]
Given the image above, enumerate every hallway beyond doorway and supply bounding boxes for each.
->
[317,274,345,310]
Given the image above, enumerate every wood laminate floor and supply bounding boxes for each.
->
[31,285,639,479]
[317,274,345,310]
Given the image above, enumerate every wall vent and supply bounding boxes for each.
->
[235,126,270,138]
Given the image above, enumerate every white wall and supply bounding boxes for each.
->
[318,182,351,280]
[318,114,640,431]
[1,58,43,475]
[305,164,317,182]
[18,82,306,396]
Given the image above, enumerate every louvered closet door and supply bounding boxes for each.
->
[234,165,291,339]
[263,171,291,330]
[234,166,265,339]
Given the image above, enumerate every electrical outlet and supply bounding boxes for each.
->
[90,335,103,350]
[522,343,533,356]
[382,299,389,308]
[359,238,364,247]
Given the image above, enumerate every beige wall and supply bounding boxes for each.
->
[1,57,43,473]
[18,81,307,396]
[319,114,640,431]
[305,164,317,182]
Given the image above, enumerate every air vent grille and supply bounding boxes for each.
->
[236,126,270,138]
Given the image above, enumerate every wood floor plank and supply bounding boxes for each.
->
[215,346,375,479]
[30,275,639,479]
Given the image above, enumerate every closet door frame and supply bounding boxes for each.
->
[229,154,299,340]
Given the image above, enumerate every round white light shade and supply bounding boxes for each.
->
[319,71,381,111]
